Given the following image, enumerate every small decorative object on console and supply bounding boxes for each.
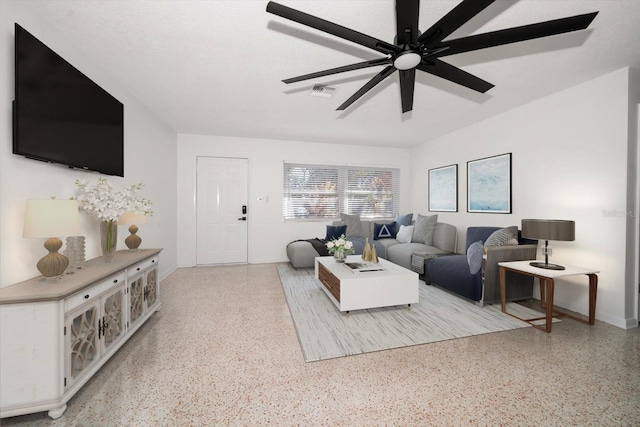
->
[326,234,354,263]
[64,235,86,272]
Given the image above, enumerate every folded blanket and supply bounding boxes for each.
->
[290,238,329,256]
[306,238,329,256]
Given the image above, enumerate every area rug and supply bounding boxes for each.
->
[277,264,545,362]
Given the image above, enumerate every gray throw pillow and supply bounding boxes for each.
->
[394,213,413,227]
[484,226,518,247]
[412,214,438,245]
[340,213,363,238]
[467,240,484,274]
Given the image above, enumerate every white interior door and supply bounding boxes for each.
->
[196,157,248,265]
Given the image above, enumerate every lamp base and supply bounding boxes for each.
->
[530,261,565,270]
[37,237,70,278]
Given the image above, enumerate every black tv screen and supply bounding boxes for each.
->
[13,23,124,177]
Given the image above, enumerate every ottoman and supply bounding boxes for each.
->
[286,241,320,268]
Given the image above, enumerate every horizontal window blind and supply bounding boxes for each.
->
[346,167,399,218]
[283,163,399,220]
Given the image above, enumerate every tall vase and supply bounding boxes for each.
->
[100,220,118,263]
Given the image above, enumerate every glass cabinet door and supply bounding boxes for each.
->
[129,275,144,326]
[65,303,99,387]
[145,268,158,309]
[102,286,125,351]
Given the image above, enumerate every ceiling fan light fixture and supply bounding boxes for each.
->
[393,51,422,70]
[267,1,599,113]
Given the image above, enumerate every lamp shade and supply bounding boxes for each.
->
[118,212,148,225]
[23,199,81,238]
[521,219,575,241]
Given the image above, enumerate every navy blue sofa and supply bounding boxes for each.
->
[427,226,538,305]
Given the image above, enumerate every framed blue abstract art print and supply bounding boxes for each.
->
[467,153,512,213]
[429,164,457,212]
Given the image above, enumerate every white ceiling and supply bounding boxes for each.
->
[22,0,640,148]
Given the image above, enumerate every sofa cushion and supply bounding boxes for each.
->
[428,254,483,301]
[325,224,347,241]
[466,240,484,274]
[485,226,518,247]
[395,213,413,226]
[432,222,458,253]
[374,238,399,258]
[412,214,438,245]
[373,222,397,240]
[340,213,363,238]
[396,225,414,243]
[387,243,450,271]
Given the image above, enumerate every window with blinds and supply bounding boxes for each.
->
[283,163,400,220]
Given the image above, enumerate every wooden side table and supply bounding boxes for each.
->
[498,260,599,333]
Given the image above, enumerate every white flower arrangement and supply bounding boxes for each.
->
[325,234,355,255]
[74,178,152,222]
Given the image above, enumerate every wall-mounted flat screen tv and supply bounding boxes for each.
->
[13,23,124,177]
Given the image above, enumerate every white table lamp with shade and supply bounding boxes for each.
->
[118,211,148,250]
[23,199,81,278]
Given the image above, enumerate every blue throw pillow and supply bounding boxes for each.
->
[395,213,413,226]
[325,224,347,241]
[373,222,397,240]
[467,240,484,274]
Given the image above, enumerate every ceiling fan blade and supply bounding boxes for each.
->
[418,59,494,93]
[399,69,416,113]
[435,12,599,57]
[337,66,396,110]
[282,58,391,84]
[396,0,420,45]
[266,1,399,55]
[419,0,495,48]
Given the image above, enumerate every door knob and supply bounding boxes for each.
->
[238,217,247,221]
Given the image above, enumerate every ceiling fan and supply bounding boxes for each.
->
[266,0,598,113]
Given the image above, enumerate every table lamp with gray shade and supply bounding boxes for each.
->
[23,199,81,278]
[521,219,575,270]
[118,212,147,250]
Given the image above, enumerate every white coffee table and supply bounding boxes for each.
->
[315,255,419,315]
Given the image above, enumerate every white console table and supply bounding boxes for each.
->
[0,249,162,419]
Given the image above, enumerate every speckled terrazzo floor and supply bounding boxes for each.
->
[3,263,639,426]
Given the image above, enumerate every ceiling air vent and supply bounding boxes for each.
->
[310,84,336,98]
